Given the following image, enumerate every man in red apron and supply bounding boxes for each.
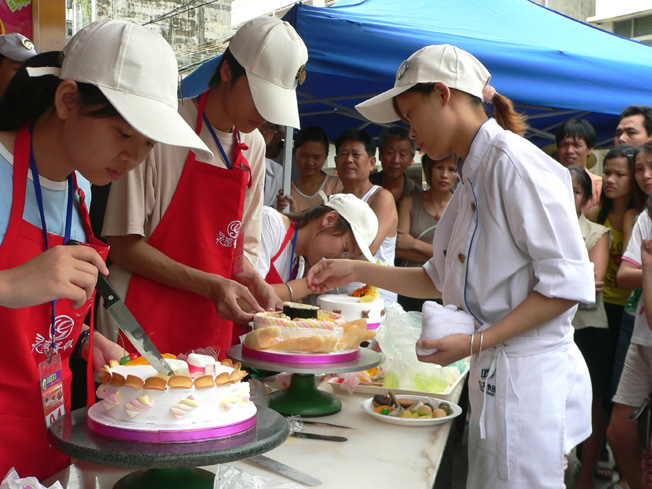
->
[99,17,308,359]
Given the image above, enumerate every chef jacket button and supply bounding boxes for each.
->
[471,203,476,212]
[458,253,465,263]
[443,249,447,257]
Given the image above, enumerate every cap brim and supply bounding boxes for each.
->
[355,84,416,123]
[8,50,36,63]
[247,71,301,129]
[351,226,375,262]
[100,87,214,161]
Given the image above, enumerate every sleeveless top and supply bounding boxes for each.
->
[572,214,609,330]
[290,174,343,213]
[403,192,438,268]
[337,185,397,307]
[602,215,630,306]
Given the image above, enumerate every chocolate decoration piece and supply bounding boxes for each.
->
[362,310,370,319]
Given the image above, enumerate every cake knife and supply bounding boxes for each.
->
[66,240,173,376]
[247,455,321,486]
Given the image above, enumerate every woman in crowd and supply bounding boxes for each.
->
[0,20,211,480]
[307,44,594,489]
[255,194,378,302]
[276,126,343,213]
[396,153,457,311]
[608,143,652,489]
[585,145,639,398]
[568,165,611,489]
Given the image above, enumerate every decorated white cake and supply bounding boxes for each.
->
[317,285,385,329]
[87,354,256,443]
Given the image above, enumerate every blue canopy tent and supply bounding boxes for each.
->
[183,0,652,149]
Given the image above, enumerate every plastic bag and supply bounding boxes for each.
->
[375,305,464,393]
[214,464,303,489]
[1,468,64,489]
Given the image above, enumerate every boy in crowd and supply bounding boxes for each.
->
[98,17,308,358]
[616,105,652,147]
[556,119,601,210]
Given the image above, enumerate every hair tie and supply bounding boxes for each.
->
[482,84,497,103]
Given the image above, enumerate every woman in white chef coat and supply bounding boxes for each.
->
[306,45,594,489]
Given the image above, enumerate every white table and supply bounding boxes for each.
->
[45,381,465,489]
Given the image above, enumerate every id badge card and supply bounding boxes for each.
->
[39,352,66,427]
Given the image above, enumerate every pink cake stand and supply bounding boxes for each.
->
[227,344,382,417]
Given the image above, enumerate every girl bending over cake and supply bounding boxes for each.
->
[254,194,378,303]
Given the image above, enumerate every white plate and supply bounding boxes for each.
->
[360,395,462,426]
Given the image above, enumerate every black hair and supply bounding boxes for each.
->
[208,48,246,88]
[294,126,329,156]
[422,153,457,188]
[378,126,415,154]
[290,204,351,234]
[555,119,597,148]
[567,165,593,209]
[620,105,652,137]
[635,140,652,162]
[392,83,528,137]
[596,144,639,224]
[334,128,376,158]
[0,51,118,131]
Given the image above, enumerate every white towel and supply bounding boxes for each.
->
[416,301,475,356]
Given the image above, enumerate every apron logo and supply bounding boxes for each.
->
[32,315,75,355]
[217,220,242,248]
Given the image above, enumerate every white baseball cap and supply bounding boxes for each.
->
[27,20,212,160]
[356,44,492,124]
[229,16,308,129]
[0,33,37,62]
[324,193,379,262]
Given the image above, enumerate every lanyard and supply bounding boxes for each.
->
[288,223,299,282]
[202,113,241,170]
[28,122,75,351]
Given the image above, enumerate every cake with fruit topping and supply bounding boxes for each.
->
[87,353,256,443]
[317,285,385,329]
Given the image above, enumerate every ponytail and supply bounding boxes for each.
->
[487,91,528,137]
[0,51,119,131]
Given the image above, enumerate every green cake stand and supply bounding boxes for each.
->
[227,344,382,417]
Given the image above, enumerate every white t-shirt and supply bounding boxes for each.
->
[255,206,304,281]
[0,142,91,245]
[264,158,284,208]
[622,210,652,346]
[98,98,265,340]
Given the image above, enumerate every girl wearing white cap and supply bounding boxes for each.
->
[0,20,212,480]
[308,44,593,488]
[255,194,378,303]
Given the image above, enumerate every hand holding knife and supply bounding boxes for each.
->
[66,240,173,376]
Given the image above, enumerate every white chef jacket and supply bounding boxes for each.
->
[423,118,594,488]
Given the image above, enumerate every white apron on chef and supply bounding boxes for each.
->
[423,119,594,489]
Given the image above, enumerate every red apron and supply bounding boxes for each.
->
[265,221,298,285]
[0,125,108,481]
[124,92,251,360]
